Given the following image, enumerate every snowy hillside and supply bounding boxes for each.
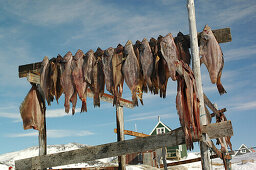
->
[1,144,256,170]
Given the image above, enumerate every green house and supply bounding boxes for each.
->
[149,116,187,159]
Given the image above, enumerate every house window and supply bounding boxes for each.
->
[241,148,246,153]
[157,127,165,134]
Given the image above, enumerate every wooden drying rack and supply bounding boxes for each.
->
[16,27,233,170]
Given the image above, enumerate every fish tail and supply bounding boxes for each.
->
[81,99,87,112]
[93,93,100,107]
[132,92,138,106]
[217,74,227,95]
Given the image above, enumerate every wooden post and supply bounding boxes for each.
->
[214,104,231,170]
[162,147,167,170]
[187,0,211,170]
[116,105,126,170]
[36,85,47,170]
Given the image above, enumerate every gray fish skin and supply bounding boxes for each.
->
[160,33,179,81]
[83,50,95,86]
[20,85,45,131]
[103,47,114,94]
[122,40,140,106]
[72,49,87,112]
[199,25,226,95]
[60,51,76,114]
[40,56,54,105]
[140,38,153,89]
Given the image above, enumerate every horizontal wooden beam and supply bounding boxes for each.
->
[15,121,233,170]
[114,129,150,137]
[204,94,221,117]
[26,72,134,108]
[18,28,231,79]
[201,120,233,139]
[160,154,218,168]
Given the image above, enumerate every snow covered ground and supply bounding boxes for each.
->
[0,143,256,170]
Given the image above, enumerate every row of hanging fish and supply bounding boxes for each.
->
[19,25,227,150]
[38,31,193,112]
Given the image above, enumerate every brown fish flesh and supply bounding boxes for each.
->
[176,61,201,150]
[55,54,64,103]
[157,35,169,98]
[149,38,160,95]
[175,32,191,65]
[20,84,45,131]
[103,47,114,94]
[200,25,227,95]
[72,49,87,112]
[92,48,105,107]
[122,40,141,106]
[160,33,179,81]
[139,38,153,90]
[112,44,124,106]
[40,56,54,105]
[60,51,77,114]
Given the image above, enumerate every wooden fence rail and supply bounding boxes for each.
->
[15,121,233,170]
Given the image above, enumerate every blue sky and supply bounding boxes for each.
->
[0,0,256,155]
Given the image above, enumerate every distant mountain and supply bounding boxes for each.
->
[0,143,117,170]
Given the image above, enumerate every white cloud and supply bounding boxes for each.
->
[225,45,256,62]
[217,3,256,25]
[7,129,94,138]
[0,112,20,119]
[126,113,177,122]
[230,101,256,112]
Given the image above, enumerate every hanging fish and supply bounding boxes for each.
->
[20,84,45,131]
[40,56,54,105]
[72,49,87,112]
[149,37,160,95]
[199,25,227,95]
[139,38,154,91]
[157,35,169,98]
[112,44,124,106]
[176,61,201,150]
[160,33,179,81]
[122,40,142,106]
[55,54,64,103]
[92,48,105,107]
[175,32,191,65]
[60,51,77,114]
[103,47,114,94]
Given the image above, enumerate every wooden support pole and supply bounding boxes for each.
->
[162,147,167,170]
[116,105,126,170]
[187,0,211,170]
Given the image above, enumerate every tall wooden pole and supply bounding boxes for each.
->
[116,105,126,170]
[37,84,47,170]
[187,0,211,170]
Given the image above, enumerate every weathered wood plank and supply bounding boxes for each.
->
[114,129,150,137]
[160,154,218,167]
[15,121,233,170]
[201,120,233,139]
